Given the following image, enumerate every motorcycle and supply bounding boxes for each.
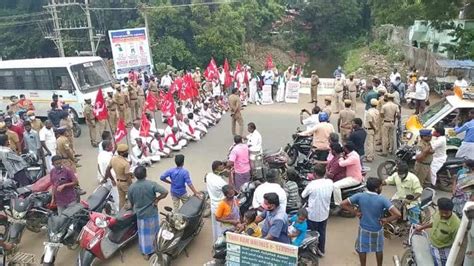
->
[284,129,313,166]
[150,192,208,266]
[330,183,366,218]
[397,225,434,265]
[212,229,320,266]
[377,144,465,192]
[76,209,137,265]
[237,181,258,217]
[41,183,113,265]
[383,188,436,239]
[0,153,45,184]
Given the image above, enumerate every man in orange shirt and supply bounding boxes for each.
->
[18,94,35,111]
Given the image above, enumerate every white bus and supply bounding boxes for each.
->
[0,56,114,120]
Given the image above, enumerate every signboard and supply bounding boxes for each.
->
[285,81,300,103]
[317,78,336,96]
[226,232,298,266]
[262,85,273,105]
[299,77,311,94]
[108,27,152,79]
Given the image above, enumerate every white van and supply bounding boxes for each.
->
[0,56,114,120]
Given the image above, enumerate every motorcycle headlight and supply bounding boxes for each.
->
[49,231,64,242]
[172,214,187,231]
[13,209,26,219]
[94,217,108,228]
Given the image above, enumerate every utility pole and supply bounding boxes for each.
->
[141,6,154,73]
[84,0,96,56]
[48,0,65,57]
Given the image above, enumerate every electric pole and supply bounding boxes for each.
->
[85,0,96,56]
[141,5,154,73]
[45,0,65,57]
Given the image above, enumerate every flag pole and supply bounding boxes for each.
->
[106,117,117,148]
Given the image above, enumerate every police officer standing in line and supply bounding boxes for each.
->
[375,87,387,147]
[113,84,127,124]
[364,99,379,162]
[56,127,77,172]
[333,74,344,114]
[310,70,320,103]
[380,94,400,156]
[346,75,358,111]
[137,81,146,113]
[338,99,356,143]
[129,81,139,121]
[106,144,133,209]
[106,91,118,131]
[83,98,98,147]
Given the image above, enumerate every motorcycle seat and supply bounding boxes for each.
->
[443,157,465,167]
[86,185,110,212]
[110,209,136,231]
[178,196,204,218]
[342,183,365,192]
[62,203,86,217]
[411,234,434,265]
[420,188,434,209]
[300,230,319,247]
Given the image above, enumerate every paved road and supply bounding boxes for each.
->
[15,94,445,265]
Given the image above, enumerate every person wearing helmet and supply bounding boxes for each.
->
[298,112,335,162]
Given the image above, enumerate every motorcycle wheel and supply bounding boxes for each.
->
[360,91,368,103]
[150,253,171,266]
[400,249,415,266]
[73,124,81,138]
[377,161,397,180]
[298,251,319,266]
[77,249,96,266]
[287,147,298,166]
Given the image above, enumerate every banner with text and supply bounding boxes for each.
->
[109,27,152,79]
[285,81,300,103]
[262,85,273,105]
[226,232,298,266]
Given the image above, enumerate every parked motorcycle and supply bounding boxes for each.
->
[41,184,113,265]
[377,144,465,191]
[397,225,434,265]
[237,181,258,216]
[0,153,45,184]
[383,188,436,239]
[76,209,137,265]
[285,129,313,166]
[330,183,366,218]
[150,192,209,266]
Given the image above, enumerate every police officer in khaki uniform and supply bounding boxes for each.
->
[310,70,320,103]
[0,122,20,155]
[148,76,159,109]
[364,99,379,162]
[106,144,133,209]
[333,75,344,113]
[26,111,43,132]
[380,93,400,156]
[83,98,98,147]
[113,84,127,122]
[338,99,356,143]
[323,96,332,118]
[375,87,387,146]
[414,129,434,186]
[106,91,118,131]
[229,88,243,136]
[128,82,139,120]
[56,127,77,172]
[137,83,145,113]
[346,74,358,111]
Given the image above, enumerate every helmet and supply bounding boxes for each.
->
[319,112,329,122]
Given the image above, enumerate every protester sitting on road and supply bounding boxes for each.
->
[382,161,423,224]
[415,198,461,266]
[341,177,401,266]
[215,184,241,237]
[252,169,287,211]
[288,208,308,246]
[255,192,290,244]
[150,132,172,158]
[165,127,187,151]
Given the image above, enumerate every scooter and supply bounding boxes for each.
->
[76,209,137,265]
[41,184,113,265]
[150,192,209,266]
[330,183,366,218]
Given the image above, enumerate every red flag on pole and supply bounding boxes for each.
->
[223,58,232,89]
[182,74,195,100]
[114,118,127,142]
[139,112,150,137]
[169,77,183,95]
[144,92,157,112]
[93,88,108,120]
[265,54,274,70]
[161,92,176,117]
[204,57,219,81]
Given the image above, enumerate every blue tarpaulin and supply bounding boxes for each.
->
[437,60,474,69]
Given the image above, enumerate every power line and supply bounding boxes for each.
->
[89,0,240,11]
[0,12,48,21]
[0,19,53,28]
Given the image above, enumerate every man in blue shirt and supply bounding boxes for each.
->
[160,154,202,210]
[341,178,401,266]
[255,192,291,244]
[455,109,474,160]
[365,85,379,111]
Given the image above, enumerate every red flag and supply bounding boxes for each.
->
[161,92,176,117]
[265,54,274,70]
[93,88,108,120]
[204,58,219,81]
[139,113,150,137]
[223,58,232,89]
[170,77,183,95]
[182,74,195,100]
[145,92,157,112]
[114,118,127,142]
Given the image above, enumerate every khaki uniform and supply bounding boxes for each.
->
[110,155,132,209]
[137,87,145,113]
[376,96,386,143]
[6,130,20,154]
[333,79,344,113]
[60,118,75,153]
[339,108,355,143]
[106,96,118,131]
[364,107,379,161]
[380,101,399,155]
[128,84,139,120]
[414,140,433,186]
[113,92,127,121]
[322,105,332,117]
[229,94,243,136]
[346,80,358,111]
[31,119,43,132]
[310,74,320,102]
[56,135,76,172]
[83,103,97,145]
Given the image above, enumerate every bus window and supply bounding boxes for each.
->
[34,69,53,90]
[0,70,15,90]
[51,68,73,91]
[70,61,111,92]
[13,70,35,90]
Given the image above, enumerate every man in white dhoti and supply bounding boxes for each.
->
[430,125,447,186]
[150,132,172,158]
[165,127,187,151]
[275,72,286,102]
